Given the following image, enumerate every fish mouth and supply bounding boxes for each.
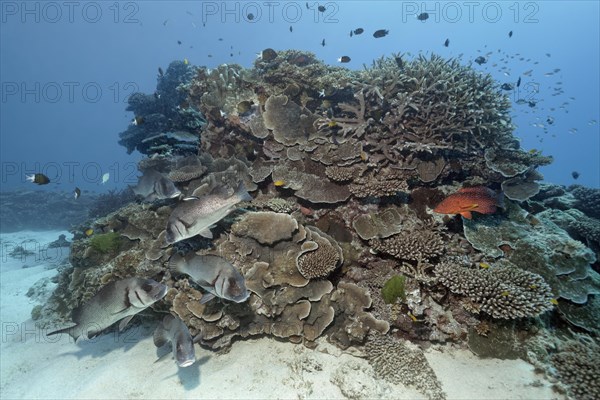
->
[178,358,195,368]
[155,284,168,300]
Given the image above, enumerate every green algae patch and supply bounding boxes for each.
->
[382,275,406,304]
[90,232,122,254]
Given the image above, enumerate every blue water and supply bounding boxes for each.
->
[1,1,599,191]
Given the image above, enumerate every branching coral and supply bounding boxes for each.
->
[370,230,445,262]
[365,333,446,400]
[551,338,600,400]
[435,259,554,319]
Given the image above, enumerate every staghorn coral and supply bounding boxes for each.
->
[365,333,446,400]
[551,338,600,400]
[435,259,554,319]
[370,230,445,262]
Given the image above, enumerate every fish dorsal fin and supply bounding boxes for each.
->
[199,228,213,239]
[199,293,216,304]
[118,315,135,331]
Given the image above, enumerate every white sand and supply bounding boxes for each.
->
[0,231,562,399]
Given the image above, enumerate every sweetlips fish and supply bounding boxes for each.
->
[132,169,181,201]
[154,314,196,368]
[433,186,504,219]
[165,181,251,244]
[47,278,167,341]
[169,253,249,304]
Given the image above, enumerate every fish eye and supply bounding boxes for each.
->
[142,282,153,292]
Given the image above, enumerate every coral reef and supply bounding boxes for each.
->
[118,61,205,156]
[88,188,136,219]
[463,202,600,305]
[39,50,600,395]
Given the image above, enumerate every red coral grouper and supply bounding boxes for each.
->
[433,186,504,219]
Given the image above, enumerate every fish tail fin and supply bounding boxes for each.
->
[26,174,34,182]
[235,181,252,202]
[168,253,183,273]
[496,191,506,209]
[47,325,78,340]
[153,324,168,347]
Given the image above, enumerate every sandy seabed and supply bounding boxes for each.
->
[0,231,562,399]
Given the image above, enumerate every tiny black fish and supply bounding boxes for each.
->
[571,171,580,180]
[74,187,81,199]
[353,28,364,35]
[247,13,254,20]
[26,173,50,185]
[158,67,164,76]
[516,77,521,87]
[508,30,513,38]
[547,117,554,125]
[528,100,537,108]
[321,39,326,47]
[474,56,487,65]
[289,25,293,32]
[417,12,429,21]
[395,56,404,69]
[338,56,351,63]
[318,5,325,12]
[349,30,353,37]
[177,40,182,45]
[444,38,449,47]
[500,83,514,91]
[373,29,388,38]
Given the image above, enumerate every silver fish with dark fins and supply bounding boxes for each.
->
[154,314,196,368]
[169,253,249,303]
[165,181,251,244]
[47,278,167,341]
[132,169,181,201]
